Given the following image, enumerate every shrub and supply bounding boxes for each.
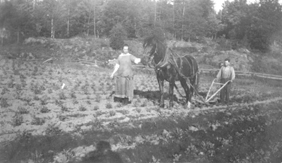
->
[109,23,127,50]
[106,103,112,109]
[94,105,99,110]
[31,116,45,125]
[72,99,78,105]
[79,105,87,111]
[48,89,53,94]
[18,106,29,114]
[0,98,9,108]
[70,92,76,98]
[41,106,50,113]
[59,92,67,100]
[58,115,67,121]
[135,108,141,113]
[61,105,69,112]
[109,110,116,117]
[12,113,23,126]
[34,95,40,101]
[95,95,101,102]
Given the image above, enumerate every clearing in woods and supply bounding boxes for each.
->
[0,58,282,163]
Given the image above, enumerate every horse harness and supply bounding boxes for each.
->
[152,47,203,101]
[154,47,198,83]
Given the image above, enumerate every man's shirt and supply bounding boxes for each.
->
[216,66,236,81]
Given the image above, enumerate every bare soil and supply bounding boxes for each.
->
[1,59,282,163]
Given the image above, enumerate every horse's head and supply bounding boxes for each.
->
[143,36,157,56]
[142,37,156,68]
[142,36,166,68]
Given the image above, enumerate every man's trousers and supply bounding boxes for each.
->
[220,78,231,104]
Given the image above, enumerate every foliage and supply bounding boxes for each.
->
[219,0,282,51]
[109,23,127,50]
[0,0,282,51]
[0,0,218,43]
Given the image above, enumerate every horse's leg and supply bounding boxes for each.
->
[189,78,195,105]
[180,78,191,109]
[169,82,174,108]
[157,78,165,108]
[188,87,193,108]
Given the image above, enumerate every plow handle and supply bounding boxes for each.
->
[206,80,231,103]
[205,78,217,101]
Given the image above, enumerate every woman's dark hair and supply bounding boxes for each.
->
[225,58,230,62]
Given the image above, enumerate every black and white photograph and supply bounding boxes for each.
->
[1,0,282,162]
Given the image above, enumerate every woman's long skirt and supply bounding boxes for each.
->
[115,76,134,101]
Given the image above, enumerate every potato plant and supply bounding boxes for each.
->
[1,57,282,163]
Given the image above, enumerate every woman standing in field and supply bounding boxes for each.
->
[110,44,141,104]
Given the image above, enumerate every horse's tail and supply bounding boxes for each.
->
[188,56,200,95]
[194,71,200,95]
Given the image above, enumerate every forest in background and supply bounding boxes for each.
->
[0,0,282,51]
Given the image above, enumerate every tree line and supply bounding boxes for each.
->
[0,0,282,51]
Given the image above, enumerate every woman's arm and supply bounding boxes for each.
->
[130,54,141,64]
[110,63,119,78]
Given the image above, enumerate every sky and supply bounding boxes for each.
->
[213,0,231,12]
[213,0,282,12]
[213,0,254,12]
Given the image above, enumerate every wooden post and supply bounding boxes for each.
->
[181,0,185,41]
[67,4,70,37]
[51,18,55,38]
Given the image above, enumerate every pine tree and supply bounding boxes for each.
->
[109,23,127,50]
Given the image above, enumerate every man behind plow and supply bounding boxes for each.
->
[216,58,235,105]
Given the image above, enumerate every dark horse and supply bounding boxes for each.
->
[143,35,199,108]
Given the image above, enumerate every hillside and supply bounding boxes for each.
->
[2,37,282,76]
[1,37,282,162]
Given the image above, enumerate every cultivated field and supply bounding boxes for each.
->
[1,58,282,163]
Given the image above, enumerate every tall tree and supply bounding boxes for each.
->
[173,0,217,41]
[220,0,282,50]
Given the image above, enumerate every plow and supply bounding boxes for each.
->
[204,79,231,103]
[192,78,231,106]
